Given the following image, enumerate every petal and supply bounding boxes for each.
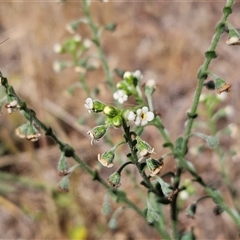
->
[128,111,136,121]
[118,98,124,104]
[141,119,148,126]
[123,95,128,101]
[135,117,141,126]
[113,92,119,100]
[142,106,149,113]
[146,112,154,121]
[136,109,142,115]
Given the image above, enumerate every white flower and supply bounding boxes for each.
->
[73,34,82,42]
[83,39,92,49]
[113,89,128,104]
[123,71,132,79]
[133,70,142,81]
[146,79,156,88]
[53,43,62,53]
[125,110,136,121]
[179,190,189,201]
[66,23,76,34]
[135,106,154,126]
[224,105,235,117]
[84,98,93,113]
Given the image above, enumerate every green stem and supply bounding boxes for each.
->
[0,73,145,226]
[82,0,114,92]
[121,119,157,194]
[182,0,234,154]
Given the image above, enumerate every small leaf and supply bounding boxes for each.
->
[193,132,219,148]
[146,198,160,223]
[186,203,197,219]
[206,136,219,148]
[155,177,173,197]
[180,229,196,240]
[101,193,111,215]
[146,208,160,223]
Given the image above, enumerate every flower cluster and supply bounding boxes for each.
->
[83,70,160,188]
[113,70,142,104]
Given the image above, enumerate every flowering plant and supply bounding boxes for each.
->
[0,0,240,239]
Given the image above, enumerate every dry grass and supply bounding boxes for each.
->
[0,1,240,239]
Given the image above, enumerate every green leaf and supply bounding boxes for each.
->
[193,132,219,148]
[146,198,160,223]
[155,177,173,197]
[206,135,219,148]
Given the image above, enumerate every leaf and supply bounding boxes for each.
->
[206,136,219,148]
[155,177,173,197]
[193,132,219,148]
[146,199,160,223]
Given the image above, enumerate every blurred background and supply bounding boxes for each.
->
[0,1,240,239]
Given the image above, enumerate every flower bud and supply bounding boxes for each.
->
[213,204,224,215]
[53,61,70,73]
[84,98,106,113]
[15,123,29,139]
[136,136,155,162]
[58,176,70,192]
[53,43,63,53]
[226,28,240,45]
[87,125,108,145]
[186,203,197,219]
[103,106,117,118]
[66,20,81,34]
[26,124,41,142]
[58,152,69,176]
[98,148,115,168]
[107,172,121,188]
[105,23,117,32]
[215,78,231,94]
[112,115,122,128]
[146,158,164,176]
[144,79,156,96]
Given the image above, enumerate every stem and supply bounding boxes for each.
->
[182,0,234,154]
[82,0,114,92]
[0,73,145,226]
[121,119,158,194]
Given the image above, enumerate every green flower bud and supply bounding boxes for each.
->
[26,124,41,142]
[15,123,29,139]
[98,148,115,168]
[107,172,121,188]
[215,78,231,94]
[112,115,122,128]
[66,20,81,34]
[87,125,108,145]
[93,100,106,112]
[146,158,164,176]
[105,23,117,32]
[58,175,70,192]
[186,203,197,219]
[136,136,155,162]
[226,28,240,45]
[213,204,224,215]
[58,152,69,176]
[103,106,118,118]
[144,79,156,96]
[116,81,128,90]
